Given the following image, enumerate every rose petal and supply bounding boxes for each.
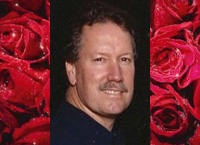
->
[12,117,50,145]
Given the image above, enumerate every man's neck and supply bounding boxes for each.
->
[66,87,116,131]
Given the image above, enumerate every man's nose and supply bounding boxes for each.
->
[107,62,124,82]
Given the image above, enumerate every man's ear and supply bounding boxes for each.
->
[65,62,76,86]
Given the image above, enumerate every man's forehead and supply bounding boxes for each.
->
[82,21,129,34]
[80,22,136,55]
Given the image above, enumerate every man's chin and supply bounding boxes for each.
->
[102,107,126,117]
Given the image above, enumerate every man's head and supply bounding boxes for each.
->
[64,0,136,63]
[64,1,136,130]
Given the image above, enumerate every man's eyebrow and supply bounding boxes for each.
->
[120,52,134,55]
[118,52,135,57]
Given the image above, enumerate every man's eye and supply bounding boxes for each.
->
[121,57,131,62]
[94,58,104,61]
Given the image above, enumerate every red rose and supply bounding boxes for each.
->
[151,23,200,88]
[153,23,200,88]
[0,58,49,108]
[151,0,199,30]
[0,12,50,64]
[150,93,190,139]
[0,1,50,144]
[151,0,200,144]
[150,84,198,144]
[150,37,195,84]
[12,117,50,145]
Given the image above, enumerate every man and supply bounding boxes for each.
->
[51,1,136,145]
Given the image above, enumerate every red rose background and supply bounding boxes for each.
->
[0,0,50,144]
[151,0,200,144]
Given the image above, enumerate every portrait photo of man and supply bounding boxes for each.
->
[51,0,149,145]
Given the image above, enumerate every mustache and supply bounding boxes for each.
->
[99,81,128,92]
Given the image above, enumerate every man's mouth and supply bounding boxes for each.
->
[99,81,128,94]
[103,89,123,95]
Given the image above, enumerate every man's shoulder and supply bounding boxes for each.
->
[50,100,125,145]
[50,121,80,145]
[51,109,94,145]
[50,101,92,145]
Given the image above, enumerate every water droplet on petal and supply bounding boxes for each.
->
[15,3,19,7]
[40,42,44,50]
[12,32,16,38]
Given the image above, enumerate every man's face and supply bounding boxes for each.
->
[67,22,135,118]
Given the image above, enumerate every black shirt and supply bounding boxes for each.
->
[50,100,125,145]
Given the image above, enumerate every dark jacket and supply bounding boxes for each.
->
[50,100,125,145]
